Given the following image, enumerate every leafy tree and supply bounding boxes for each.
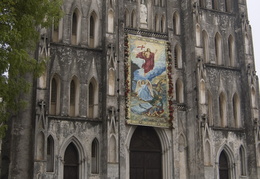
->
[0,0,63,138]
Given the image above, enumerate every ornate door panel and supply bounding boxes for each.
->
[130,127,162,179]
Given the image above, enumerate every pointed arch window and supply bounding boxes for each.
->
[208,91,213,126]
[251,87,256,108]
[109,136,117,163]
[233,93,241,128]
[108,10,114,33]
[108,68,116,96]
[90,15,95,47]
[199,80,206,104]
[52,19,62,42]
[91,139,99,174]
[88,78,98,118]
[125,9,130,27]
[50,75,60,115]
[161,15,166,33]
[196,24,201,46]
[202,30,209,63]
[69,78,79,116]
[176,79,184,103]
[239,146,246,176]
[212,0,218,10]
[173,12,180,35]
[174,44,182,69]
[47,136,54,172]
[64,143,79,179]
[225,0,232,12]
[71,9,81,45]
[204,140,211,165]
[219,92,227,127]
[215,33,222,65]
[131,10,137,28]
[228,35,235,66]
[155,14,159,32]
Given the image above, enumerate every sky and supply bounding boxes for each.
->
[247,1,260,76]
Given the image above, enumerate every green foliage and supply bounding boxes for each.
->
[0,0,63,138]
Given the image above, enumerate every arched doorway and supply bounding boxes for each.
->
[130,127,162,179]
[64,143,79,179]
[219,151,229,179]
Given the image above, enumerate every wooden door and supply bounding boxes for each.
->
[64,143,79,179]
[130,127,162,179]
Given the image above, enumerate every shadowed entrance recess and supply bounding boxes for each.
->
[130,127,162,179]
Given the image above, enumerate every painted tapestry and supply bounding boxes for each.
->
[125,35,173,128]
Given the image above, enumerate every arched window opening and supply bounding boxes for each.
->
[91,139,99,174]
[71,9,80,45]
[228,35,235,66]
[108,69,115,96]
[108,10,114,33]
[215,33,222,65]
[225,0,232,12]
[109,136,117,163]
[239,146,246,176]
[233,93,241,128]
[50,77,58,115]
[212,0,218,10]
[219,151,229,179]
[47,136,54,172]
[196,24,201,46]
[200,80,206,104]
[176,79,184,103]
[160,0,163,7]
[125,9,130,27]
[174,45,182,69]
[155,14,159,32]
[89,15,95,48]
[89,82,94,118]
[52,19,62,42]
[204,141,211,166]
[161,15,166,33]
[173,12,180,35]
[88,78,98,118]
[64,143,79,179]
[208,91,213,126]
[50,75,60,115]
[70,80,76,116]
[251,87,256,108]
[131,10,136,28]
[219,92,227,127]
[202,31,209,63]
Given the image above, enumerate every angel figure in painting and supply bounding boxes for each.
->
[136,48,157,76]
[135,80,154,101]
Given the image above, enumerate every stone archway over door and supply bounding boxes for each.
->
[130,126,162,179]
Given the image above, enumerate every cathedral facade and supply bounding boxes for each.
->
[2,0,260,179]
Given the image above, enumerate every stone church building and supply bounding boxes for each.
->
[2,0,260,179]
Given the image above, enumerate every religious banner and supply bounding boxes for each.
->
[125,34,173,128]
